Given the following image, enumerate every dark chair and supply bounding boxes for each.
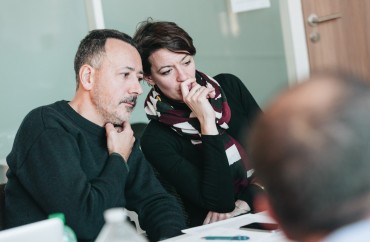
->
[0,183,5,230]
[131,122,148,139]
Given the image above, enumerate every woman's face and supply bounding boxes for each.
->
[146,48,196,101]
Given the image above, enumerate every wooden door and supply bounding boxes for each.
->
[301,0,370,79]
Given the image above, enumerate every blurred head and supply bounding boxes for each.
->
[247,72,370,241]
[133,19,196,101]
[74,29,143,125]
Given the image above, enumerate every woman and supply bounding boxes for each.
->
[133,20,264,227]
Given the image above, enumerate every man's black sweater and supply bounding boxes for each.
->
[5,100,185,241]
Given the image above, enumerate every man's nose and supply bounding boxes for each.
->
[130,79,143,95]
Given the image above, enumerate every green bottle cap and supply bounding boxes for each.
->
[48,213,66,224]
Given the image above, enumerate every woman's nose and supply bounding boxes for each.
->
[177,68,188,82]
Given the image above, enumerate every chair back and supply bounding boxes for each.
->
[131,122,148,139]
[0,183,5,230]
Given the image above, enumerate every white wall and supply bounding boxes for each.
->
[0,0,289,162]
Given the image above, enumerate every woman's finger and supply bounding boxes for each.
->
[203,211,213,225]
[180,78,196,98]
[210,212,219,223]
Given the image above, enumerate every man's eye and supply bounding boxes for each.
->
[121,73,130,78]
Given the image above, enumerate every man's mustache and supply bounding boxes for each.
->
[119,96,137,107]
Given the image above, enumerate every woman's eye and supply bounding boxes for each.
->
[184,60,192,65]
[161,70,171,76]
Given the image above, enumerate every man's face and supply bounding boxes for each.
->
[91,39,143,125]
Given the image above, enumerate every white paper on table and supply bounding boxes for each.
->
[230,0,271,13]
[169,228,286,242]
[182,212,275,234]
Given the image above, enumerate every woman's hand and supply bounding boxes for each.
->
[203,200,251,225]
[203,211,232,225]
[230,200,251,217]
[180,78,218,135]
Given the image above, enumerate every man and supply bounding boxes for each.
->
[247,72,370,242]
[5,29,186,242]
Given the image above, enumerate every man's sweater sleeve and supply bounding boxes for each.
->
[124,141,186,241]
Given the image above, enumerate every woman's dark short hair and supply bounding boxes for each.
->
[133,19,196,75]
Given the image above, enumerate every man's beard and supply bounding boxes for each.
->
[93,92,137,125]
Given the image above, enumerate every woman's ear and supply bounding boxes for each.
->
[144,75,155,86]
[79,64,94,90]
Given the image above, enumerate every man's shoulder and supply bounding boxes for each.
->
[23,101,67,127]
[7,101,70,168]
[323,218,370,242]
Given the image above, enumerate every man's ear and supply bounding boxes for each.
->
[253,193,270,213]
[144,75,155,86]
[79,64,94,90]
[263,196,278,222]
[262,196,295,240]
[255,194,279,224]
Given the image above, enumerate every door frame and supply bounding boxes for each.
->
[279,0,310,84]
[84,0,105,30]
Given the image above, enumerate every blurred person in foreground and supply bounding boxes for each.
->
[247,72,370,242]
[5,29,185,242]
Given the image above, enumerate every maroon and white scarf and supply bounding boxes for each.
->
[144,70,252,174]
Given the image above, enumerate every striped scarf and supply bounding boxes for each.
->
[144,71,252,175]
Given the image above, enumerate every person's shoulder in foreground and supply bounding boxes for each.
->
[5,28,185,242]
[247,71,370,242]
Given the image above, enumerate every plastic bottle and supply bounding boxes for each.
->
[95,207,148,242]
[48,213,77,242]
